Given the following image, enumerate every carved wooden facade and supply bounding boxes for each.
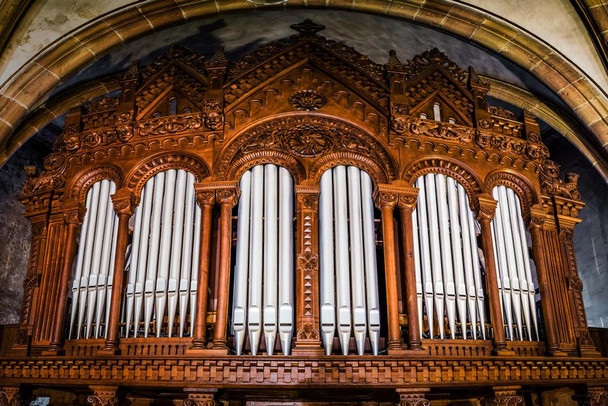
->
[1,20,607,405]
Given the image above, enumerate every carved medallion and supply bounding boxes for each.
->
[288,90,327,111]
[279,124,334,157]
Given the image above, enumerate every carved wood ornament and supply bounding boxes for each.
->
[5,18,605,403]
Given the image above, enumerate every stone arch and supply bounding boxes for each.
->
[402,156,484,210]
[484,170,539,217]
[126,153,210,200]
[69,165,123,205]
[1,0,607,179]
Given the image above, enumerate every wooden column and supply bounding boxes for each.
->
[100,189,136,355]
[211,187,237,352]
[528,207,565,356]
[553,196,600,357]
[397,188,423,351]
[189,187,215,351]
[292,185,323,355]
[45,205,83,355]
[476,195,510,355]
[88,385,119,406]
[376,185,402,352]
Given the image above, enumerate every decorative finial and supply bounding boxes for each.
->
[387,49,404,68]
[208,46,227,66]
[290,19,325,36]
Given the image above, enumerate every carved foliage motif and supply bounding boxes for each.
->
[476,131,548,162]
[136,113,204,137]
[399,394,430,406]
[0,387,21,406]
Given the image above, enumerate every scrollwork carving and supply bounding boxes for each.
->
[409,118,474,143]
[136,113,204,137]
[87,386,118,406]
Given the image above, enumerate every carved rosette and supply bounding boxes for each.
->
[289,90,327,111]
[87,386,118,406]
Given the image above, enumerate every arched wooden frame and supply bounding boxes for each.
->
[68,165,124,206]
[216,114,397,186]
[228,151,306,185]
[484,170,539,219]
[401,157,484,211]
[125,153,211,201]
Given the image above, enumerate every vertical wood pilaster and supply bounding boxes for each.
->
[292,185,323,355]
[45,204,83,355]
[476,195,510,355]
[100,189,136,355]
[189,187,216,351]
[211,186,237,352]
[397,187,423,351]
[376,185,402,352]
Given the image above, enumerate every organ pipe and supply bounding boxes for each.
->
[231,164,295,355]
[167,170,187,337]
[278,167,294,355]
[319,170,336,356]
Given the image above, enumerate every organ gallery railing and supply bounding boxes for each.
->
[11,20,598,362]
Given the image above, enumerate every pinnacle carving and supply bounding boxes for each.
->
[290,19,325,36]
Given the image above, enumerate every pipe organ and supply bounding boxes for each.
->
[491,185,540,341]
[5,20,606,405]
[319,166,381,355]
[121,169,202,338]
[412,174,487,341]
[69,180,119,340]
[231,164,294,355]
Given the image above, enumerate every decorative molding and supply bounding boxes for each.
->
[484,170,536,214]
[87,385,118,406]
[69,165,123,204]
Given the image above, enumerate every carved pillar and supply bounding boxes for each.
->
[554,196,600,356]
[397,187,423,351]
[572,386,608,406]
[528,206,563,356]
[87,385,118,406]
[190,187,216,351]
[211,187,237,352]
[476,195,509,355]
[100,189,136,355]
[292,185,323,355]
[0,387,22,406]
[46,204,83,354]
[482,386,523,406]
[376,185,402,352]
[396,388,430,406]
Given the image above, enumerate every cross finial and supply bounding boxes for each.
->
[290,19,325,36]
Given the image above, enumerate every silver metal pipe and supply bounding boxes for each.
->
[457,185,478,339]
[178,172,196,337]
[446,177,467,339]
[144,172,165,337]
[263,165,278,355]
[333,166,352,354]
[425,174,445,339]
[361,171,380,355]
[233,170,251,355]
[347,166,367,355]
[319,170,336,355]
[416,177,434,339]
[134,177,155,337]
[248,165,264,355]
[167,170,187,337]
[278,167,294,355]
[436,175,456,339]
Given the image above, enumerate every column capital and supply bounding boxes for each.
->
[0,387,21,406]
[216,188,237,207]
[476,194,497,221]
[572,386,608,406]
[397,187,419,210]
[87,385,119,406]
[295,185,320,211]
[61,201,85,225]
[111,188,136,216]
[193,183,216,207]
[374,183,401,209]
[482,386,523,406]
[396,388,430,406]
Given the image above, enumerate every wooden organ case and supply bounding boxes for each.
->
[2,20,608,406]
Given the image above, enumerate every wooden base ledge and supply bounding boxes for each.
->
[1,355,606,389]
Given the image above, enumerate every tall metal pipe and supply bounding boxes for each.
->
[278,167,294,355]
[233,170,251,355]
[263,165,278,355]
[248,165,264,355]
[319,170,336,355]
